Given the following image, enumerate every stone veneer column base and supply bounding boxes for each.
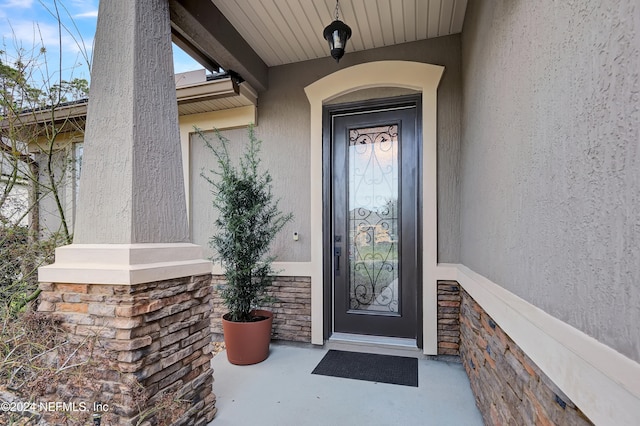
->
[38,274,216,425]
[459,287,593,425]
[211,276,312,343]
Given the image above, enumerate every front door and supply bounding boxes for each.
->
[330,97,420,339]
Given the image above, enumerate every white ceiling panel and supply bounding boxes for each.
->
[212,0,467,67]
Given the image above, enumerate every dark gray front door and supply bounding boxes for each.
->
[330,100,420,339]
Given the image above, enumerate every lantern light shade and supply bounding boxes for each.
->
[323,19,352,63]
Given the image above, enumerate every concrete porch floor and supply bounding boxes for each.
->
[209,343,483,425]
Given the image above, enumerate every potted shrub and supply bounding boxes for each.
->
[201,125,292,365]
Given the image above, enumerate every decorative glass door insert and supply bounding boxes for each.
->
[348,125,400,314]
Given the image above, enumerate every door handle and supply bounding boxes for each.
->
[334,246,342,274]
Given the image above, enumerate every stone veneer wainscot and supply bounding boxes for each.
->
[459,287,594,425]
[211,275,312,343]
[437,280,462,356]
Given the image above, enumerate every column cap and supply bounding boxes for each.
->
[39,243,212,285]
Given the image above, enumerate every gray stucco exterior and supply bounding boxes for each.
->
[460,0,640,362]
[73,0,189,244]
[190,36,463,263]
[29,2,639,422]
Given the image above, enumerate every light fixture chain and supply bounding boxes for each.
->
[334,0,340,20]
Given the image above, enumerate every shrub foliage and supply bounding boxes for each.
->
[201,125,292,322]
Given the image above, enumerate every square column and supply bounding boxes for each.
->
[38,0,215,423]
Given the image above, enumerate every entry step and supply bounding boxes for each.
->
[326,333,423,358]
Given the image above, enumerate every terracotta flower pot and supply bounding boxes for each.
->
[221,309,273,365]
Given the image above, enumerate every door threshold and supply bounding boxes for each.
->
[326,333,422,358]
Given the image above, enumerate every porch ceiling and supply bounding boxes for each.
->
[170,1,467,92]
[212,0,468,67]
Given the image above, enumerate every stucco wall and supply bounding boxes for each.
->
[460,0,640,362]
[190,36,462,262]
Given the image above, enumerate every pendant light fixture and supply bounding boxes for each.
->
[323,0,352,63]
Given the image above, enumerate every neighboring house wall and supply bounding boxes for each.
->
[1,160,28,226]
[1,140,31,226]
[0,183,29,226]
[4,130,83,237]
[36,148,75,236]
[190,35,462,263]
[2,140,75,233]
[460,0,640,364]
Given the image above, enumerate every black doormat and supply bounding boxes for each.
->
[311,350,418,387]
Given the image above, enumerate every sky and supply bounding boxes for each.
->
[0,0,203,88]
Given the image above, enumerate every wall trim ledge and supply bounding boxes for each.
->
[212,262,312,277]
[445,263,640,426]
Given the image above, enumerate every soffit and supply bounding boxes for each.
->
[177,96,252,115]
[212,0,467,67]
[1,77,256,136]
[176,77,258,115]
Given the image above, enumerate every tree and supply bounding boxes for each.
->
[201,125,293,322]
[0,11,90,315]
